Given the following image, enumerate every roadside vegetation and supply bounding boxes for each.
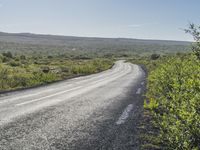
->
[146,53,199,150]
[0,53,113,91]
[0,34,190,92]
[0,25,198,149]
[130,24,200,150]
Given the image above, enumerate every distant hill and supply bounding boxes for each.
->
[0,31,191,46]
[0,31,192,56]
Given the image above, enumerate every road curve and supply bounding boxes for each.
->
[0,60,145,150]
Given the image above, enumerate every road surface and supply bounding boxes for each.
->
[0,60,145,150]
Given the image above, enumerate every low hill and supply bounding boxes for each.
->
[0,31,192,57]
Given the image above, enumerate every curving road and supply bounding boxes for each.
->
[0,60,145,150]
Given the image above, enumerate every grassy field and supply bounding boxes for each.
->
[0,52,113,91]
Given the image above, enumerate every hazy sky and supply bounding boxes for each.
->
[0,0,199,41]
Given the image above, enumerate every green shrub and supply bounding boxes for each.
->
[146,54,200,149]
[8,61,21,67]
[20,55,26,60]
[41,66,50,73]
[150,54,160,60]
[2,51,13,58]
[2,56,10,63]
[0,58,113,91]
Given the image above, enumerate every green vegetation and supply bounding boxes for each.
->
[0,32,190,92]
[0,28,197,149]
[0,53,113,91]
[0,32,191,57]
[130,53,200,150]
[146,54,200,149]
[129,24,200,150]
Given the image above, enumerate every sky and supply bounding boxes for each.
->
[0,0,199,41]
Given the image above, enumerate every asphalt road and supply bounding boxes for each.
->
[0,60,146,150]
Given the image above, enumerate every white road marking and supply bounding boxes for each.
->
[116,104,134,125]
[0,84,73,104]
[136,88,142,94]
[0,89,54,103]
[16,86,82,106]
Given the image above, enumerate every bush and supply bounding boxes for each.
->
[20,55,26,60]
[146,54,200,149]
[2,51,13,58]
[150,54,160,60]
[2,56,10,63]
[8,61,21,67]
[41,66,50,73]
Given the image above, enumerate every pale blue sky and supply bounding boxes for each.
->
[0,0,199,41]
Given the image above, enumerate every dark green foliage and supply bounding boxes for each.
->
[150,54,160,60]
[2,56,11,63]
[20,55,26,60]
[8,61,21,67]
[2,51,13,58]
[41,66,50,73]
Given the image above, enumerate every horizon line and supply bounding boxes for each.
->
[0,31,193,42]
